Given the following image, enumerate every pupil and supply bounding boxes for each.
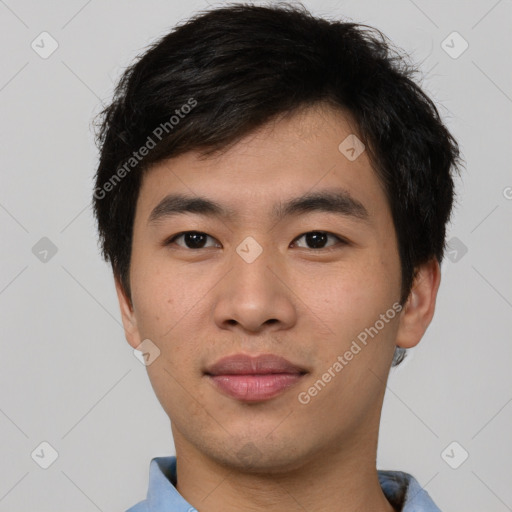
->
[306,231,327,248]
[186,232,206,248]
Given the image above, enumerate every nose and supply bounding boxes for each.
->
[212,240,297,334]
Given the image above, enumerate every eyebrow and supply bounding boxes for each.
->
[147,188,370,225]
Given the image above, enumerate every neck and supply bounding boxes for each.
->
[171,425,395,512]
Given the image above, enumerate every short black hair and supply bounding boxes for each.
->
[92,2,462,366]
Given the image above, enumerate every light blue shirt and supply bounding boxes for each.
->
[126,456,442,512]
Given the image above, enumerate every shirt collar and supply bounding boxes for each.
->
[378,470,442,511]
[127,456,441,512]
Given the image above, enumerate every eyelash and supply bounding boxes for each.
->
[164,231,348,251]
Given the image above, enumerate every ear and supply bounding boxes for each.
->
[114,277,142,350]
[395,258,441,349]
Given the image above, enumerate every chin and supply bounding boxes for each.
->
[205,435,314,476]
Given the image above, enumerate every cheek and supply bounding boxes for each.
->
[300,253,401,380]
[308,259,397,328]
[130,267,170,337]
[129,246,185,343]
[129,250,209,363]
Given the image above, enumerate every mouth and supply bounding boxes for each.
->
[204,353,308,403]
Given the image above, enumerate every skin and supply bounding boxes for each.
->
[116,103,441,512]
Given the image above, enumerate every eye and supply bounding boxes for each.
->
[291,231,346,250]
[165,230,347,251]
[166,231,220,249]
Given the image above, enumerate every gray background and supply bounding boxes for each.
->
[1,0,511,510]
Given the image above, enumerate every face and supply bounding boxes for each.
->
[116,104,433,474]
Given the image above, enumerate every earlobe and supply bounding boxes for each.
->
[395,258,441,349]
[114,277,142,349]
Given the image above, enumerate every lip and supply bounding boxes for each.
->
[204,353,308,402]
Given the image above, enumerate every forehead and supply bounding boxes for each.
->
[135,104,387,225]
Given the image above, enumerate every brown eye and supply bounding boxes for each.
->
[166,231,220,249]
[292,231,345,249]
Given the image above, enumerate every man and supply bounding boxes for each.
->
[93,3,462,511]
